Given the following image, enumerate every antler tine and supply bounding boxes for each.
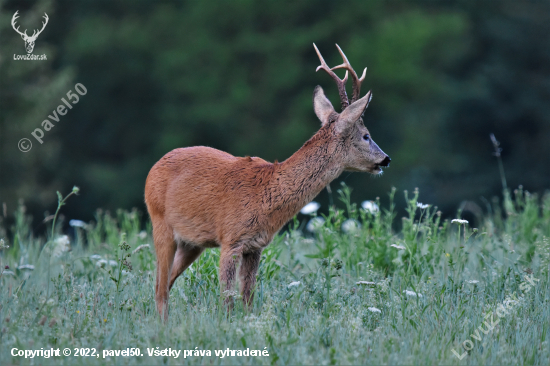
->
[33,13,49,38]
[331,44,367,103]
[313,43,349,111]
[11,11,28,37]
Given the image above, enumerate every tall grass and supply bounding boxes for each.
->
[1,184,549,365]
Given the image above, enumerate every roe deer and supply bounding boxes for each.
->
[145,43,390,320]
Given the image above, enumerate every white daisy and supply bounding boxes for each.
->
[306,217,325,232]
[361,200,379,214]
[300,201,321,215]
[342,219,361,233]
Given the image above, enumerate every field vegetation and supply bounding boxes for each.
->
[0,184,549,365]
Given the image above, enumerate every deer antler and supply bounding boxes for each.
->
[11,11,28,38]
[29,13,49,40]
[313,43,349,111]
[331,44,367,104]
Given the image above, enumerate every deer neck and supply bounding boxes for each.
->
[270,126,344,217]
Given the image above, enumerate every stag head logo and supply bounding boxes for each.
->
[11,11,49,54]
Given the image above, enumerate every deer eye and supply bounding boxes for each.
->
[363,134,370,141]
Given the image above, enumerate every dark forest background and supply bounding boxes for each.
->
[1,0,549,230]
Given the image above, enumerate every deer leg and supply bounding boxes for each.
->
[219,245,242,309]
[239,249,262,309]
[169,244,204,291]
[153,221,176,321]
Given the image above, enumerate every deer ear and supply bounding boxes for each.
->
[336,91,372,132]
[313,86,336,126]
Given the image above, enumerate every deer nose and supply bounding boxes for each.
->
[379,156,391,167]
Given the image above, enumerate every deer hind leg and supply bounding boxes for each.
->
[239,249,262,309]
[153,220,177,321]
[169,243,204,291]
[219,245,242,309]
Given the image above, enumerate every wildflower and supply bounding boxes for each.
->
[300,201,321,215]
[467,280,479,284]
[138,230,148,240]
[96,259,107,268]
[69,219,87,228]
[306,217,325,232]
[1,270,14,276]
[52,235,71,258]
[368,307,382,313]
[90,254,102,261]
[118,234,131,251]
[451,219,469,225]
[445,253,450,257]
[403,290,423,298]
[416,202,429,209]
[76,310,80,314]
[122,259,133,271]
[108,260,117,267]
[342,219,361,233]
[132,244,150,255]
[72,186,80,194]
[0,239,8,250]
[287,281,301,288]
[103,318,107,323]
[361,200,379,214]
[18,264,34,270]
[391,244,406,250]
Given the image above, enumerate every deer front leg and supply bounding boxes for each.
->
[219,246,241,309]
[239,249,262,309]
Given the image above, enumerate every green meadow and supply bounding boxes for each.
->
[0,184,549,365]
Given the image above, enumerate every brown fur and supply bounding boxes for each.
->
[145,81,390,321]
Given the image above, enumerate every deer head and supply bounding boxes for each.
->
[11,11,49,54]
[312,43,390,174]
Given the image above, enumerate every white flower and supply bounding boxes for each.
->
[18,264,34,270]
[1,270,14,276]
[108,260,118,267]
[403,290,423,298]
[356,281,376,286]
[96,259,108,268]
[451,219,469,225]
[342,219,361,233]
[361,200,379,214]
[368,307,382,313]
[300,201,321,215]
[52,235,71,258]
[0,238,8,250]
[306,217,325,232]
[467,280,479,284]
[69,219,88,228]
[90,254,102,261]
[138,230,148,240]
[391,244,406,250]
[416,202,429,209]
[287,281,301,288]
[132,244,150,254]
